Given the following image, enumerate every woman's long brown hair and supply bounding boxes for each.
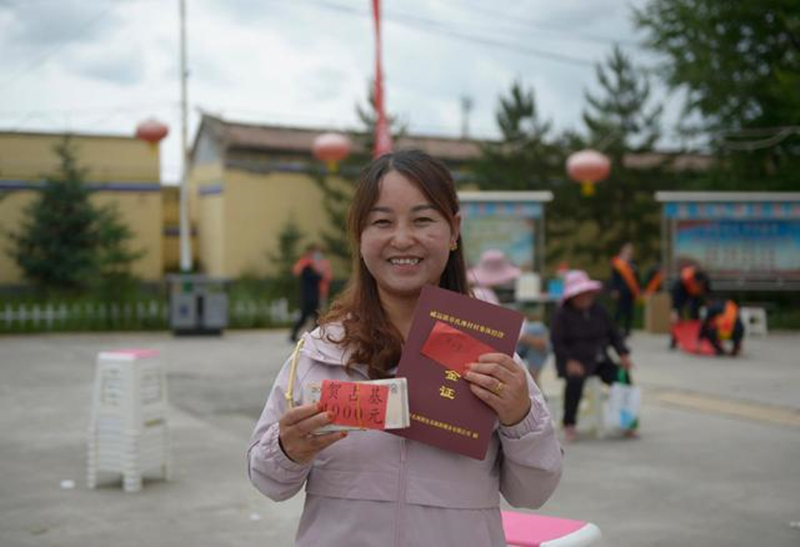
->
[321,150,469,378]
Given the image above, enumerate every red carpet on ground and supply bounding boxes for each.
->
[673,320,717,356]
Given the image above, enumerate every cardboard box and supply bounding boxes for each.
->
[644,293,672,334]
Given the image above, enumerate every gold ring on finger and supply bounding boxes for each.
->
[493,380,505,395]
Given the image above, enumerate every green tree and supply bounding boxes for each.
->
[92,204,146,299]
[583,45,663,153]
[355,79,407,158]
[8,138,99,292]
[474,80,559,192]
[474,81,600,269]
[267,215,305,278]
[635,0,800,188]
[571,45,666,267]
[8,137,143,294]
[265,216,305,307]
[312,80,406,267]
[311,169,353,263]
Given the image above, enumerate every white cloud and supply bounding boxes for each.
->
[0,0,680,183]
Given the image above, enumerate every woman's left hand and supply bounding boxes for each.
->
[619,354,634,371]
[464,353,531,426]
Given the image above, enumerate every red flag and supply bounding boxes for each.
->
[372,0,393,158]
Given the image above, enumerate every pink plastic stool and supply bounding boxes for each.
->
[502,511,602,547]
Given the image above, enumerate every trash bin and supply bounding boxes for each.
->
[167,274,228,335]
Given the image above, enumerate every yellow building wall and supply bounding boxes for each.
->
[0,132,159,182]
[0,189,162,283]
[0,132,163,284]
[197,191,225,277]
[91,191,162,281]
[222,169,342,278]
[0,191,37,284]
[188,162,224,226]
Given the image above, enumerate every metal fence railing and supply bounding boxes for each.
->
[0,298,296,333]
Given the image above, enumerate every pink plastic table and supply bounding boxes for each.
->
[502,511,602,547]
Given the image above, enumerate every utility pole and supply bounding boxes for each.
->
[460,95,473,139]
[178,0,192,272]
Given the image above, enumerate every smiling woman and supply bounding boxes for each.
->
[323,149,469,379]
[361,178,455,295]
[247,149,563,547]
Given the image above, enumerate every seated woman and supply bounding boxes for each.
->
[550,270,635,442]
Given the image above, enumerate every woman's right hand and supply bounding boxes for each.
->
[278,403,347,464]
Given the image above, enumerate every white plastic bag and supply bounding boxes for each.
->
[603,381,641,431]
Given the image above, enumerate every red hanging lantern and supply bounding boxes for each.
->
[135,118,169,151]
[566,149,611,197]
[312,132,352,172]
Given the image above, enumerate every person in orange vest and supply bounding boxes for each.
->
[289,244,332,343]
[669,265,711,348]
[609,242,640,337]
[699,299,744,356]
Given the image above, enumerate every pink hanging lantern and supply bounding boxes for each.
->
[566,149,611,196]
[135,118,169,151]
[312,132,352,172]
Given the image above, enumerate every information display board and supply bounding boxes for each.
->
[674,219,800,279]
[458,192,552,276]
[657,193,800,290]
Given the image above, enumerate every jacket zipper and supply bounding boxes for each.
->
[394,438,408,547]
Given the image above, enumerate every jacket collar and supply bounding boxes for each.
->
[300,324,371,378]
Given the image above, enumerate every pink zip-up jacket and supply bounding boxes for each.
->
[247,325,563,546]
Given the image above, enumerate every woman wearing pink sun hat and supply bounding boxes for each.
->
[467,249,521,304]
[550,270,636,441]
[559,270,603,302]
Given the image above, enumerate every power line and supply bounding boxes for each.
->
[441,0,640,48]
[0,102,179,117]
[2,102,179,133]
[385,9,596,67]
[289,0,596,68]
[722,127,800,151]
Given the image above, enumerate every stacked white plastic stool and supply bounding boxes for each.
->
[87,349,171,492]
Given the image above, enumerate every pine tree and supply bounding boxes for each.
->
[355,79,407,157]
[312,80,406,267]
[266,216,305,307]
[573,45,666,268]
[8,137,99,292]
[92,204,145,298]
[474,80,559,192]
[311,169,353,264]
[267,216,305,278]
[8,137,143,294]
[473,80,574,269]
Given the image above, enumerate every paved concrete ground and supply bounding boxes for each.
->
[1,329,799,546]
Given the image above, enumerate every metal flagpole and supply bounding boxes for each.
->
[178,0,192,272]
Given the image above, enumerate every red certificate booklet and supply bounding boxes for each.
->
[392,285,523,460]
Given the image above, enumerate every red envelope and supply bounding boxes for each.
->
[319,379,389,430]
[420,320,496,375]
